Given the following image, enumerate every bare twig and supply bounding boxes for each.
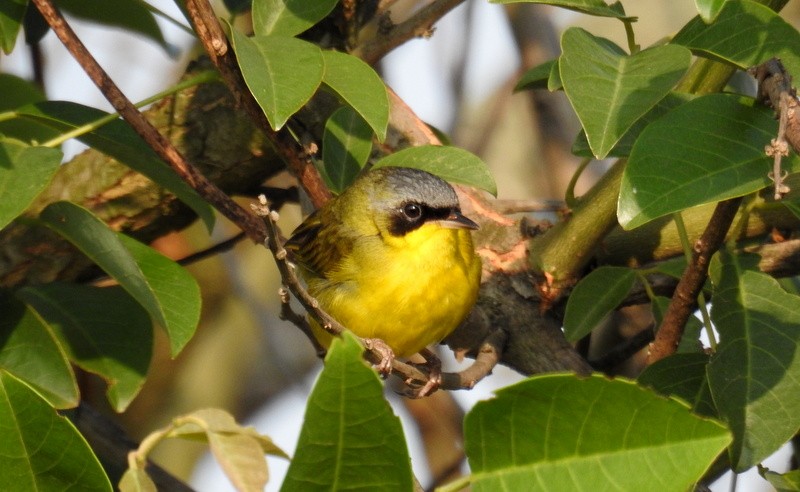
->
[30,0,268,244]
[646,197,742,365]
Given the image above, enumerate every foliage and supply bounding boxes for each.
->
[1,0,800,490]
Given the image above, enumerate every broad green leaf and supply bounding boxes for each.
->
[281,332,412,491]
[572,92,694,158]
[58,0,169,52]
[17,284,152,412]
[618,94,794,230]
[0,139,62,230]
[638,352,716,417]
[0,0,26,53]
[39,201,199,357]
[0,370,112,491]
[651,295,704,353]
[695,0,728,22]
[119,468,157,492]
[373,145,497,196]
[465,374,731,491]
[16,101,215,231]
[117,233,200,356]
[0,74,58,144]
[0,295,77,409]
[708,251,800,471]
[563,266,635,342]
[559,28,691,159]
[230,29,323,130]
[322,106,373,193]
[252,0,338,37]
[489,0,633,19]
[762,468,800,492]
[322,50,389,142]
[514,60,557,92]
[673,0,800,77]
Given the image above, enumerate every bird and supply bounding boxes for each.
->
[285,166,482,396]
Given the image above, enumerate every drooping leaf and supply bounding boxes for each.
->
[563,266,635,342]
[464,374,731,491]
[515,59,557,92]
[618,94,794,230]
[58,0,169,52]
[0,74,57,144]
[39,201,200,357]
[0,138,62,230]
[281,332,412,491]
[0,370,112,491]
[17,283,152,412]
[230,29,324,130]
[708,251,800,471]
[322,50,389,142]
[119,468,157,492]
[373,145,497,196]
[0,0,27,53]
[638,352,716,417]
[252,0,338,37]
[322,106,373,193]
[762,468,800,492]
[694,0,729,22]
[559,27,691,159]
[673,0,800,76]
[0,295,78,409]
[15,101,215,231]
[488,0,633,19]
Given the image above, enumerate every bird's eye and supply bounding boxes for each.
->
[402,203,422,220]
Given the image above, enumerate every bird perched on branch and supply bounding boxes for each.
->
[286,166,482,396]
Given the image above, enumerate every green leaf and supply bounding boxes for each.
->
[673,0,800,76]
[0,138,62,230]
[762,468,800,492]
[0,74,58,144]
[252,0,338,37]
[572,92,694,158]
[464,374,731,491]
[488,0,633,19]
[559,28,691,159]
[322,50,389,142]
[638,352,716,417]
[0,370,113,491]
[708,250,800,471]
[618,94,791,230]
[0,0,26,53]
[39,201,200,357]
[17,284,152,412]
[563,266,635,342]
[281,332,413,491]
[515,60,557,92]
[16,101,215,231]
[58,0,169,52]
[322,106,373,193]
[373,145,497,196]
[694,0,729,22]
[230,29,324,130]
[119,468,157,492]
[0,295,78,409]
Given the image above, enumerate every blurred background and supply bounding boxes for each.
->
[3,1,797,490]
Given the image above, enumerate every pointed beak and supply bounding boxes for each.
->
[437,210,479,230]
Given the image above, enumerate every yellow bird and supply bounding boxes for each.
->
[286,166,481,394]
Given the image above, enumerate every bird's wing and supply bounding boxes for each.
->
[285,210,352,280]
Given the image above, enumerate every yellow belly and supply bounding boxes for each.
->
[308,224,481,358]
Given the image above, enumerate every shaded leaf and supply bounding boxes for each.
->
[59,0,169,52]
[762,468,800,492]
[230,29,323,130]
[16,101,215,231]
[638,352,716,417]
[708,250,800,471]
[18,283,152,412]
[0,0,26,53]
[0,370,112,491]
[618,94,793,230]
[489,0,633,19]
[515,60,556,92]
[0,295,78,409]
[465,374,730,491]
[322,106,372,193]
[0,74,57,144]
[563,266,635,342]
[0,138,62,230]
[373,145,496,196]
[282,332,412,491]
[673,0,800,76]
[252,0,338,37]
[322,50,389,141]
[559,28,691,159]
[695,0,729,22]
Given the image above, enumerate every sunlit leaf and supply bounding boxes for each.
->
[252,0,338,37]
[489,0,633,19]
[0,138,62,230]
[694,0,729,22]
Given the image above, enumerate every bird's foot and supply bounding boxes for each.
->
[406,348,442,398]
[363,338,395,377]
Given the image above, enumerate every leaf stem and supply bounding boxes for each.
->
[622,18,639,53]
[565,157,592,207]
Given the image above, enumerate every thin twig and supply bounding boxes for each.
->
[176,232,246,266]
[646,197,742,365]
[30,0,268,244]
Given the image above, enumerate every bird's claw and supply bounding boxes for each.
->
[363,338,394,377]
[407,348,442,398]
